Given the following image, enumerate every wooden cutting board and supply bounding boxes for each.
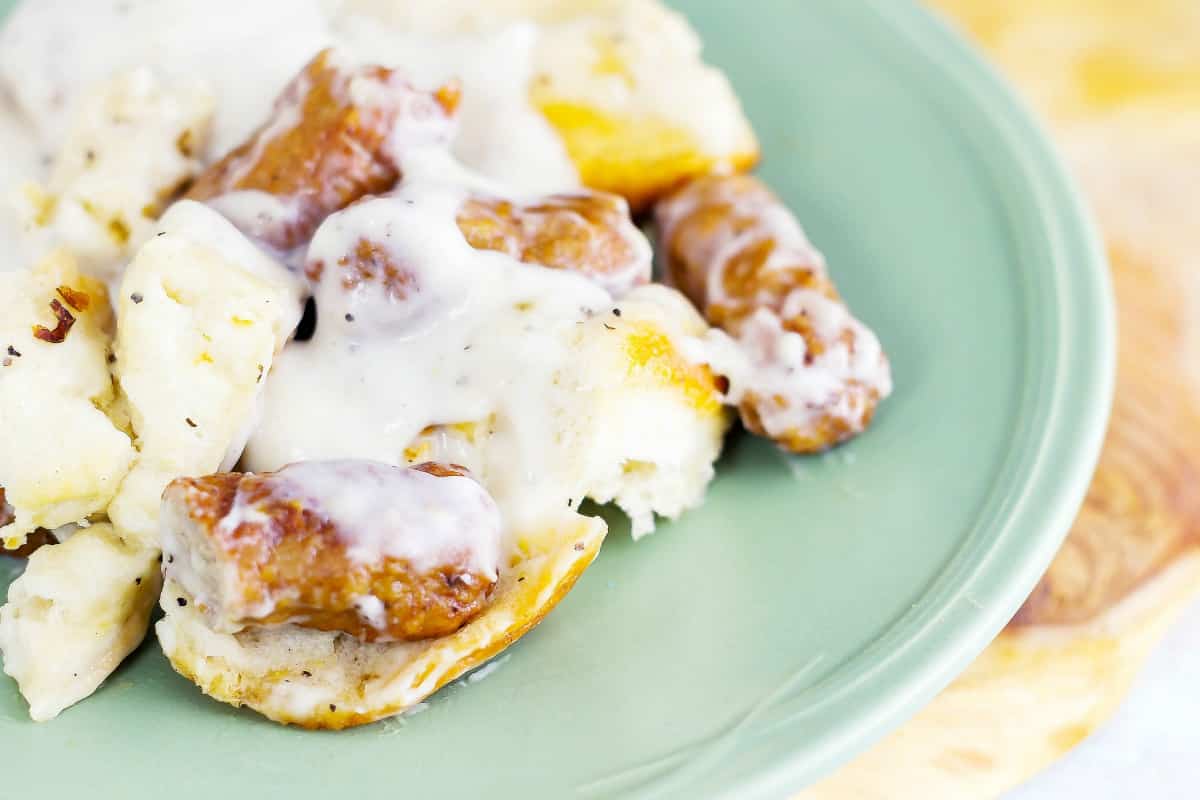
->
[806,1,1200,796]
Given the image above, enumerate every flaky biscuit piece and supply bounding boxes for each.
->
[342,0,759,209]
[573,283,732,536]
[456,189,651,295]
[0,251,134,548]
[529,0,759,210]
[0,523,160,721]
[0,202,301,722]
[160,461,502,643]
[108,201,303,549]
[396,284,729,542]
[187,48,460,252]
[656,174,892,453]
[159,508,604,728]
[16,68,214,283]
[395,285,732,540]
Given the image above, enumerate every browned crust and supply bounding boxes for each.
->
[165,529,603,730]
[304,536,601,730]
[31,298,76,344]
[55,285,91,312]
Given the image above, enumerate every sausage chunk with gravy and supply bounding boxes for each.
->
[456,191,650,296]
[160,461,501,643]
[187,49,460,252]
[655,174,892,453]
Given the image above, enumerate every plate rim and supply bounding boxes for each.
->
[0,0,1115,796]
[711,2,1115,796]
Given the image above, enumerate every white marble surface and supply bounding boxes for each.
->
[1010,598,1200,799]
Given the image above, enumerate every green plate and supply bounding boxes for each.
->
[0,0,1113,797]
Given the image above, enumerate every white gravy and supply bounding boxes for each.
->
[0,0,578,273]
[218,461,502,578]
[245,150,613,537]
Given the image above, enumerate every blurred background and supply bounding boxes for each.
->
[811,1,1200,797]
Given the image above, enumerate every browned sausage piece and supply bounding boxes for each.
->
[456,191,650,296]
[160,460,502,643]
[187,49,461,252]
[301,188,650,335]
[655,174,892,453]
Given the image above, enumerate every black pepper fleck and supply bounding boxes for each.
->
[344,313,355,322]
[6,346,20,357]
[329,704,337,712]
[517,576,525,583]
[135,577,142,585]
[176,597,187,607]
[302,670,312,678]
[167,554,174,563]
[603,323,615,331]
[130,292,143,304]
[185,417,197,428]
[156,231,166,237]
[612,308,621,317]
[256,363,265,383]
[566,498,574,507]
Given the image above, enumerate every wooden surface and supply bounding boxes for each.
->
[807,1,1200,796]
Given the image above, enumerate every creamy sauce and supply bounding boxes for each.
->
[218,461,502,578]
[245,150,612,536]
[0,0,577,277]
[332,19,577,193]
[202,47,461,264]
[0,0,331,158]
[0,106,41,271]
[161,459,502,635]
[733,299,888,438]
